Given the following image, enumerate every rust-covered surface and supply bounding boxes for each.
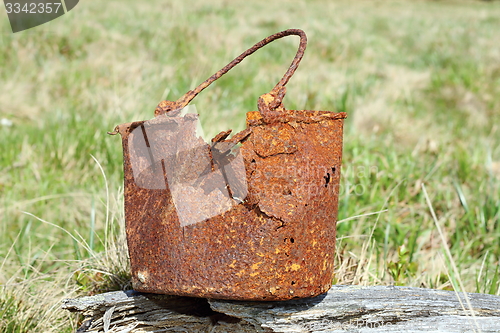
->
[111,29,347,301]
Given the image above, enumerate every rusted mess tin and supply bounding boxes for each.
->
[110,29,347,301]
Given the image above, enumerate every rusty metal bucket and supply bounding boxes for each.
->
[110,29,347,301]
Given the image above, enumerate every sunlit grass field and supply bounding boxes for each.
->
[1,0,500,331]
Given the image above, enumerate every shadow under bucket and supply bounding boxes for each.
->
[111,29,347,301]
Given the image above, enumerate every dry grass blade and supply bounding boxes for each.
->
[422,183,481,333]
[21,211,96,259]
[337,209,388,224]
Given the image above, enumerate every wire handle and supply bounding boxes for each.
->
[155,29,307,117]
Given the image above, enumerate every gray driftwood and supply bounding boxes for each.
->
[63,285,500,332]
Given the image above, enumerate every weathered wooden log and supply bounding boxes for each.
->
[62,285,500,332]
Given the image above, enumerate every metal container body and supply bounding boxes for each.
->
[119,109,346,301]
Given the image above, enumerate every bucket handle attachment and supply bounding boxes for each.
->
[154,29,308,117]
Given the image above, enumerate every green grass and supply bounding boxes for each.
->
[1,0,500,331]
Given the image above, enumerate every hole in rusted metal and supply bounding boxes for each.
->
[291,281,296,285]
[332,166,336,174]
[324,172,331,187]
[290,238,295,243]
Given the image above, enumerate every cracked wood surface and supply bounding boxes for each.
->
[62,285,500,332]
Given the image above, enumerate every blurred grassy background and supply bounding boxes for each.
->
[1,0,500,331]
